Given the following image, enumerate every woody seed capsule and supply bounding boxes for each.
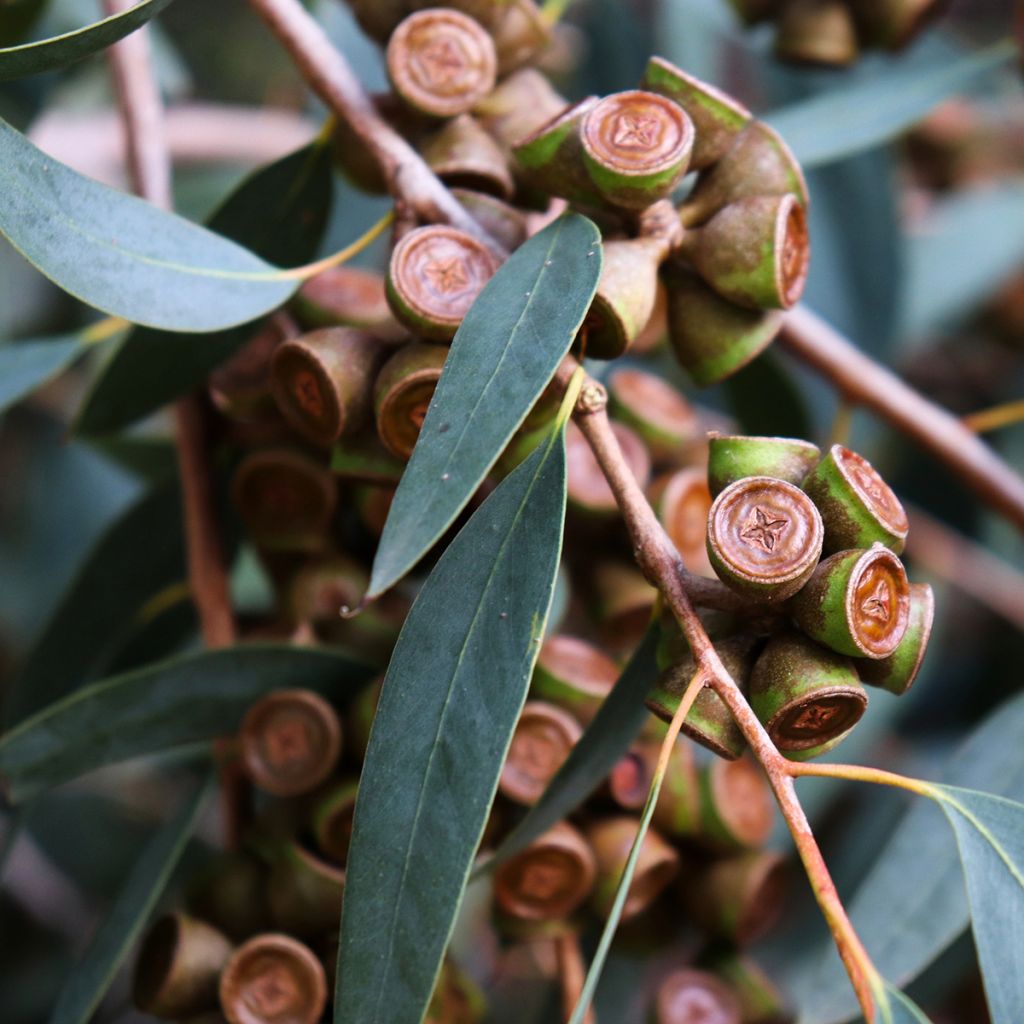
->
[499,701,583,805]
[373,340,450,461]
[420,114,516,200]
[311,779,360,867]
[652,468,716,577]
[608,368,698,459]
[859,582,935,695]
[654,967,742,1024]
[266,841,346,938]
[292,266,404,339]
[775,0,860,66]
[531,634,620,725]
[707,433,820,497]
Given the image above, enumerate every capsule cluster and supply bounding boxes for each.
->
[649,434,935,762]
[729,0,947,67]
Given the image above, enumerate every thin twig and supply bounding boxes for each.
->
[780,305,1024,534]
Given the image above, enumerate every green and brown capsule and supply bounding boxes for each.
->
[531,633,620,725]
[749,632,867,760]
[310,779,360,867]
[609,741,661,810]
[267,840,346,938]
[854,0,948,51]
[567,419,652,518]
[232,449,337,553]
[209,313,296,423]
[493,821,597,923]
[697,755,775,851]
[651,740,701,840]
[292,266,404,338]
[219,933,327,1024]
[580,90,695,210]
[491,0,552,75]
[499,701,583,805]
[239,689,342,798]
[775,0,860,66]
[592,561,659,654]
[706,476,824,602]
[373,341,450,460]
[386,225,499,342]
[134,913,233,1020]
[451,188,529,251]
[474,67,568,152]
[586,816,680,920]
[700,948,790,1024]
[665,266,784,387]
[608,368,699,460]
[802,444,909,554]
[678,193,810,311]
[707,433,820,498]
[651,468,716,577]
[386,8,497,118]
[421,114,516,199]
[859,582,935,695]
[790,544,911,659]
[427,959,488,1024]
[653,967,743,1024]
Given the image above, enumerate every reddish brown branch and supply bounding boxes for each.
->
[780,305,1024,534]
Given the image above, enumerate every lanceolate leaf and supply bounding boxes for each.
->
[367,213,601,598]
[0,0,176,82]
[75,142,333,434]
[0,118,299,331]
[0,333,101,415]
[766,39,1016,170]
[0,645,373,802]
[935,786,1024,1024]
[4,482,184,727]
[486,624,659,871]
[876,986,933,1024]
[47,770,213,1024]
[337,419,569,1024]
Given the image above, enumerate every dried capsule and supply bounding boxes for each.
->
[587,816,680,920]
[219,933,327,1024]
[491,0,552,74]
[790,544,911,659]
[707,433,820,497]
[608,368,698,461]
[240,689,342,797]
[697,755,775,851]
[209,313,296,423]
[652,740,701,839]
[270,328,386,447]
[566,419,652,517]
[232,449,337,553]
[609,741,661,810]
[652,468,716,577]
[531,634,620,724]
[451,188,529,251]
[654,967,743,1024]
[499,701,583,805]
[679,121,808,228]
[583,236,671,359]
[311,779,360,867]
[679,194,810,311]
[853,0,948,51]
[641,56,752,171]
[267,841,346,938]
[475,67,568,152]
[186,853,273,943]
[592,561,659,655]
[292,266,403,338]
[134,913,233,1020]
[580,90,695,210]
[706,477,824,602]
[665,267,784,387]
[749,632,867,759]
[859,582,935,695]
[775,0,860,66]
[681,850,787,945]
[421,114,516,199]
[386,225,499,342]
[802,444,909,554]
[386,8,497,118]
[700,948,790,1024]
[493,821,597,922]
[373,341,450,460]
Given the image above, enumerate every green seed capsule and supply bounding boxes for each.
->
[859,582,935,695]
[665,266,784,387]
[749,632,868,758]
[775,0,860,66]
[802,443,909,554]
[707,433,821,497]
[531,634,620,725]
[608,368,699,460]
[697,755,776,851]
[421,114,516,200]
[652,468,716,577]
[700,947,790,1024]
[789,544,912,659]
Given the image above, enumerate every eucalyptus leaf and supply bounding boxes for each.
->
[368,213,600,598]
[75,142,333,434]
[0,645,373,802]
[936,786,1024,1024]
[0,0,175,82]
[337,418,568,1024]
[0,118,301,332]
[766,39,1016,170]
[47,770,213,1024]
[4,482,184,727]
[0,333,97,415]
[485,624,659,871]
[877,985,933,1024]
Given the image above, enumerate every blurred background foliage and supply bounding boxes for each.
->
[0,1,1021,1022]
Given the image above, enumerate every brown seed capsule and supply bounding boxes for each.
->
[698,755,775,851]
[609,742,660,810]
[219,933,327,1024]
[853,0,948,51]
[566,419,652,517]
[607,368,699,461]
[586,816,680,921]
[310,779,360,867]
[387,8,497,118]
[134,913,233,1020]
[580,90,695,210]
[493,821,597,922]
[859,581,935,696]
[386,225,499,342]
[267,842,346,937]
[499,701,583,805]
[592,561,659,655]
[531,634,620,725]
[373,341,449,460]
[491,0,552,74]
[699,948,790,1024]
[269,328,386,447]
[775,0,860,66]
[706,476,824,601]
[654,967,743,1024]
[232,449,337,553]
[292,266,404,339]
[240,689,342,797]
[653,468,716,578]
[421,114,516,199]
[475,67,568,152]
[451,188,529,251]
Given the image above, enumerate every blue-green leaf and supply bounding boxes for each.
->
[0,645,373,802]
[337,418,569,1024]
[367,213,601,598]
[875,985,933,1024]
[47,770,213,1024]
[0,332,100,415]
[0,0,176,82]
[0,118,300,332]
